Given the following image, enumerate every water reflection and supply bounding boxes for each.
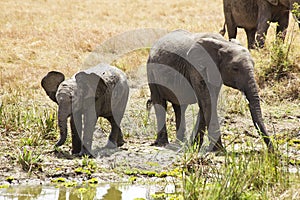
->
[102,186,122,200]
[0,183,151,200]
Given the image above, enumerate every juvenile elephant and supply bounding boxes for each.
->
[41,64,129,156]
[147,29,274,152]
[220,0,300,48]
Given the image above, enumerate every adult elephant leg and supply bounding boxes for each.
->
[80,107,97,156]
[223,0,238,39]
[245,28,257,49]
[105,116,125,149]
[70,112,82,154]
[276,12,289,41]
[227,20,238,40]
[172,104,187,143]
[256,2,272,47]
[224,7,238,40]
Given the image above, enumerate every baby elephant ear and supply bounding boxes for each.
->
[187,38,222,87]
[41,71,65,103]
[75,72,107,99]
[266,0,278,5]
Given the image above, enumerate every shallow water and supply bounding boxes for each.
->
[0,183,159,200]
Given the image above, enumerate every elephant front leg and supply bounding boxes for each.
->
[70,113,82,155]
[172,104,187,143]
[105,116,125,149]
[80,108,97,157]
[225,12,238,40]
[152,100,168,146]
[196,85,224,152]
[190,107,206,149]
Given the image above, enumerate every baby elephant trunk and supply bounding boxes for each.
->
[244,79,274,152]
[55,107,69,147]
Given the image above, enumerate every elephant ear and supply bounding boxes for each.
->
[41,71,65,103]
[187,38,223,87]
[266,0,278,6]
[75,72,108,99]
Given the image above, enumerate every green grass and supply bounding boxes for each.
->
[180,147,298,200]
[17,147,42,173]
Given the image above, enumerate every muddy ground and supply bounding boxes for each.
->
[1,68,299,187]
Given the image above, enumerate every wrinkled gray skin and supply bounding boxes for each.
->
[220,0,300,49]
[147,29,274,152]
[41,64,129,156]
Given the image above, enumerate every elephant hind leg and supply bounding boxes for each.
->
[152,100,168,146]
[276,13,289,41]
[245,28,257,49]
[106,116,125,148]
[172,103,187,143]
[149,84,169,146]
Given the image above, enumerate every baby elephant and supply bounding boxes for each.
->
[41,64,129,156]
[147,29,274,152]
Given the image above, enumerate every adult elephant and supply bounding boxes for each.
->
[220,0,300,49]
[147,29,274,152]
[41,64,129,156]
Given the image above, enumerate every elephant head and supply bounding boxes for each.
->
[41,71,82,147]
[269,0,300,27]
[187,38,273,151]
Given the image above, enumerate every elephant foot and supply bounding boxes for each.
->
[151,131,169,146]
[79,147,94,158]
[175,134,187,144]
[150,139,169,147]
[117,138,126,147]
[71,149,81,155]
[104,140,118,149]
[206,142,226,154]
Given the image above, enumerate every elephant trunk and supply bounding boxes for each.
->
[244,78,274,152]
[55,106,69,147]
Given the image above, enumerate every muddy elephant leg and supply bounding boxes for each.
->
[245,28,257,49]
[152,100,168,146]
[149,83,169,146]
[195,84,224,152]
[80,107,97,156]
[70,113,82,154]
[172,104,187,143]
[276,12,289,41]
[190,105,206,148]
[105,116,125,149]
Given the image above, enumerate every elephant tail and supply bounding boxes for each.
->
[146,99,153,112]
[219,22,226,36]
